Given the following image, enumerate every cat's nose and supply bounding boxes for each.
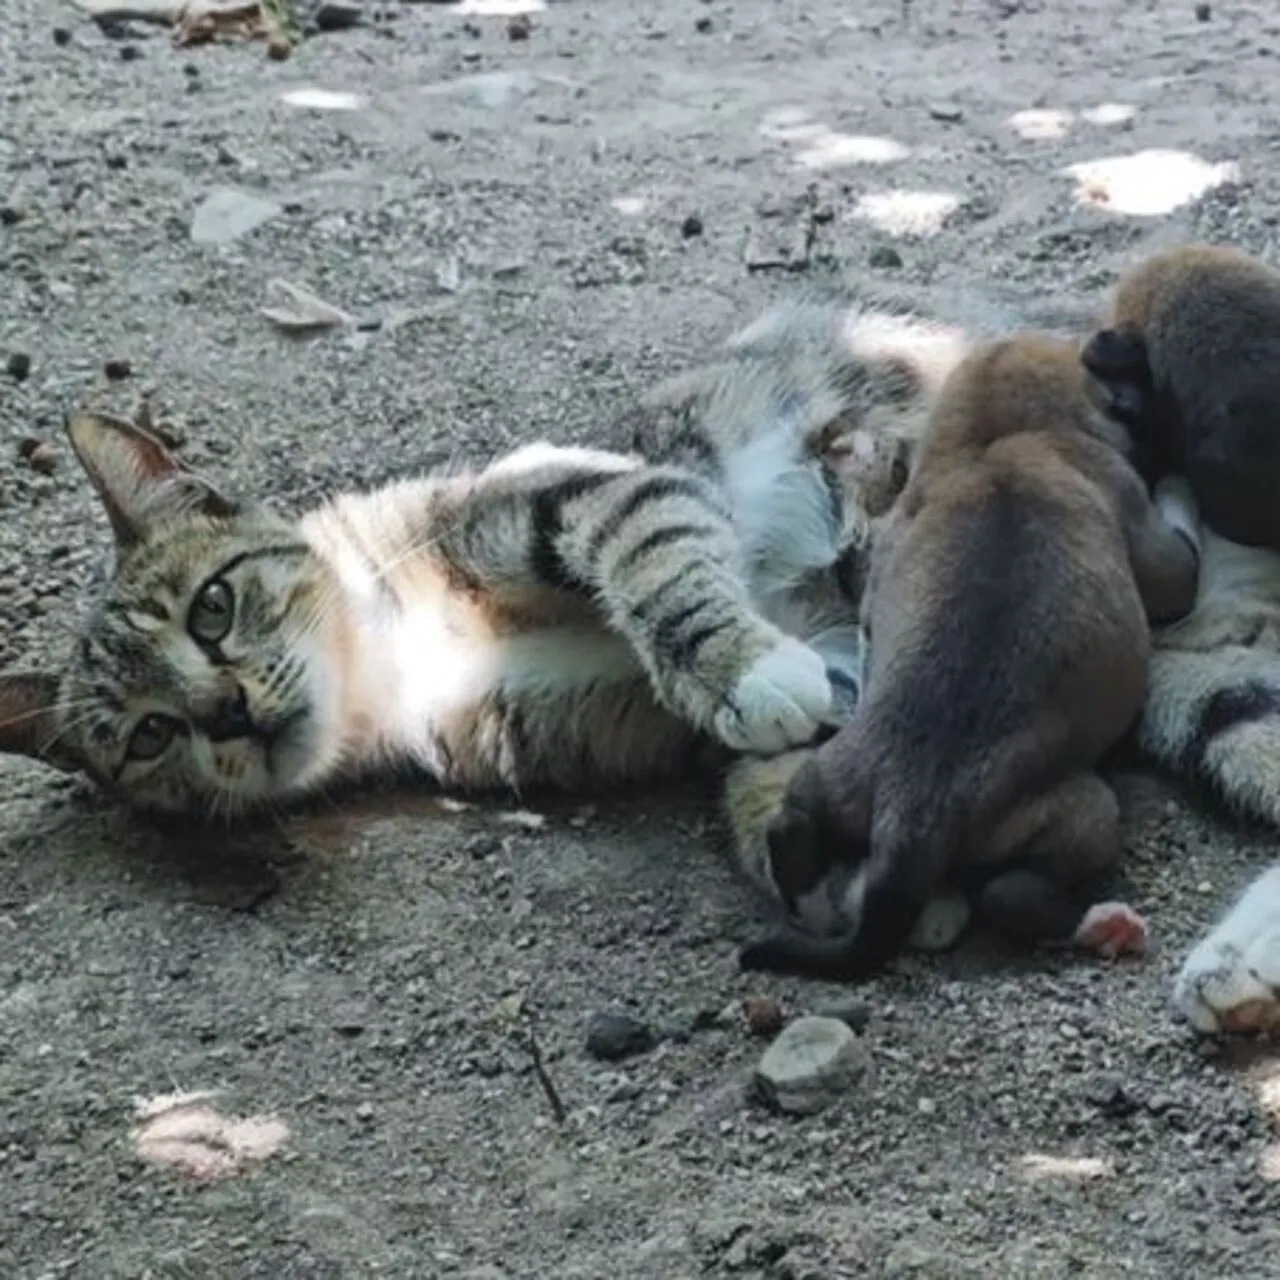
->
[202,683,255,743]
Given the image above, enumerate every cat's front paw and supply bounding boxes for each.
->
[1174,869,1280,1035]
[715,637,834,755]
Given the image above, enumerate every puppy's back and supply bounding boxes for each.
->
[864,335,1149,816]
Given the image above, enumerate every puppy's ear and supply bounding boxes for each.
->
[1080,327,1149,380]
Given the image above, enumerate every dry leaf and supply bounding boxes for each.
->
[261,278,353,333]
[132,1089,289,1181]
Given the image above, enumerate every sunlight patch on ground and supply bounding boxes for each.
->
[1065,148,1239,216]
[759,108,909,170]
[611,194,648,216]
[1019,1153,1114,1183]
[1010,108,1074,141]
[798,133,910,170]
[280,88,367,112]
[1081,102,1137,126]
[454,0,546,14]
[1011,103,1137,141]
[850,190,960,237]
[132,1089,289,1182]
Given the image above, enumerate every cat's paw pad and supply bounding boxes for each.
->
[910,893,971,953]
[1175,922,1280,1035]
[716,638,834,754]
[1073,902,1149,959]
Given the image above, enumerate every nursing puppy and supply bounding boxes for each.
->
[739,334,1201,981]
[1081,243,1280,550]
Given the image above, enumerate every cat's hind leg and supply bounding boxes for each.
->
[1174,866,1280,1034]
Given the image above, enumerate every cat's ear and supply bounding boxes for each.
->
[0,672,83,772]
[64,409,240,550]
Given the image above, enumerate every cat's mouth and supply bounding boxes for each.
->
[257,708,313,781]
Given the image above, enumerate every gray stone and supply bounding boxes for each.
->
[584,1007,655,1062]
[754,1016,867,1115]
[190,188,282,245]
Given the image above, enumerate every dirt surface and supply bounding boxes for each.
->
[5,1,1280,1276]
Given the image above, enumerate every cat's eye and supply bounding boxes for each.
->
[126,713,180,762]
[189,578,235,645]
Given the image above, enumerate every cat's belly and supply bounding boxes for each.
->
[405,628,709,793]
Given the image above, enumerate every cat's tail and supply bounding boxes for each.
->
[1142,644,1280,830]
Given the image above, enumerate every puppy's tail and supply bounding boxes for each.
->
[1142,645,1280,829]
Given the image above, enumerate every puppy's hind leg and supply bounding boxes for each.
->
[977,771,1148,958]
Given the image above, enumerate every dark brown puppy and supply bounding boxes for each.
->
[1081,243,1280,549]
[739,334,1200,981]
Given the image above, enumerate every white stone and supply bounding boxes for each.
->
[754,1016,867,1115]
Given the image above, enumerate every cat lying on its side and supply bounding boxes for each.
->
[0,290,963,934]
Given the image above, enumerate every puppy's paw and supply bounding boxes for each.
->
[1174,869,1280,1035]
[1073,901,1149,959]
[716,637,834,755]
[910,893,971,952]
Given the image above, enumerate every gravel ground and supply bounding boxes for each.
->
[4,1,1280,1276]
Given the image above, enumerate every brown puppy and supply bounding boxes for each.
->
[1081,243,1280,549]
[739,334,1200,981]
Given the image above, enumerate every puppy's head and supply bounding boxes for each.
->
[1079,327,1175,482]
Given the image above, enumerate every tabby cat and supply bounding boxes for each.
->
[0,291,964,930]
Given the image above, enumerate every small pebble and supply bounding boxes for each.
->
[6,352,31,382]
[104,358,133,381]
[0,204,22,226]
[868,246,903,269]
[52,27,72,46]
[27,443,59,475]
[355,1102,374,1122]
[507,14,532,40]
[755,1016,867,1116]
[812,998,871,1034]
[119,44,141,62]
[681,214,704,238]
[585,1007,655,1062]
[331,1001,369,1036]
[267,35,292,61]
[605,1077,643,1103]
[695,16,713,32]
[743,995,785,1038]
[313,1,363,31]
[1195,2,1211,19]
[928,102,964,123]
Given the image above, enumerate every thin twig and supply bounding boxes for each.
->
[525,1029,567,1125]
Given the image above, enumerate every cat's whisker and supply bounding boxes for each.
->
[0,696,96,734]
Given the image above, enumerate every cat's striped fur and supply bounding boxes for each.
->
[1140,480,1280,831]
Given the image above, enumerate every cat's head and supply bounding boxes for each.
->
[0,411,344,819]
